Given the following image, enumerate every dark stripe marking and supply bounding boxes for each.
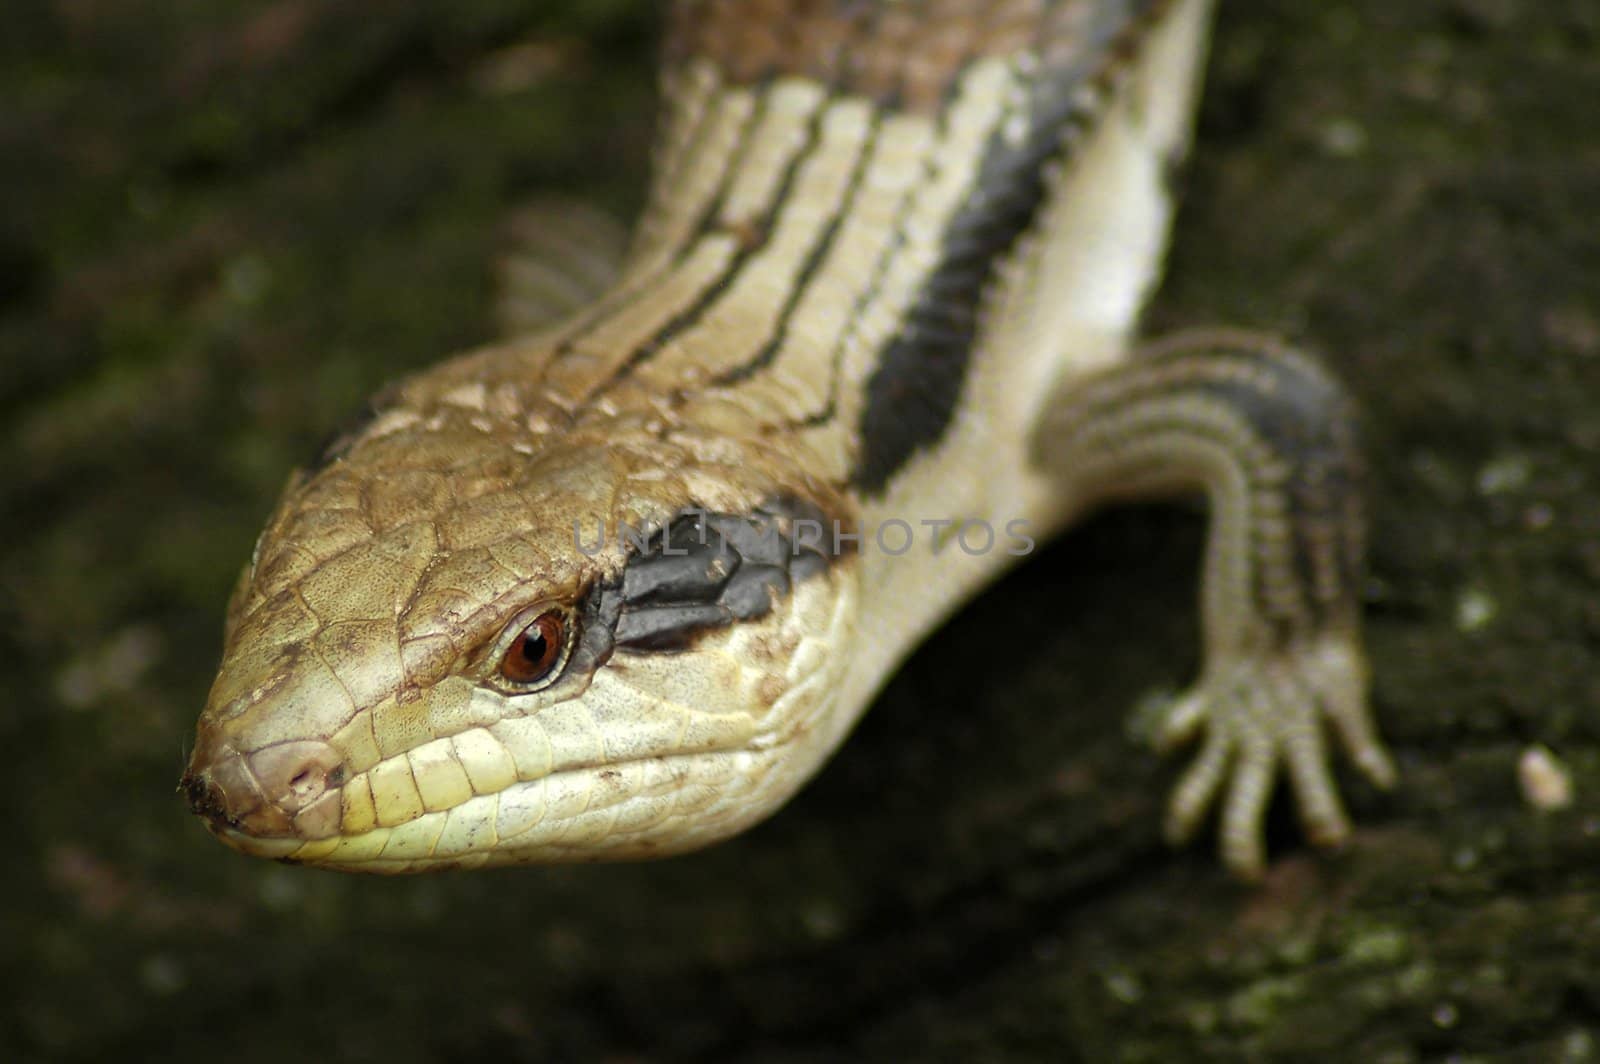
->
[1189,353,1365,626]
[712,109,885,387]
[589,496,841,653]
[535,85,773,382]
[773,102,943,433]
[851,4,1163,495]
[851,80,1092,491]
[583,85,836,402]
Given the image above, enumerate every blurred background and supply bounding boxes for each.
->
[3,1,1598,1059]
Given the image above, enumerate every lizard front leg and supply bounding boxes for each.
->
[1031,328,1397,877]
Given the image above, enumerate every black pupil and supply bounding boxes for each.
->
[521,629,548,665]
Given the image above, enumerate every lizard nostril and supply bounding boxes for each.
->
[249,740,344,814]
[288,767,323,804]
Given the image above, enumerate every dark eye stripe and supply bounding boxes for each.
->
[616,604,733,651]
[602,496,844,653]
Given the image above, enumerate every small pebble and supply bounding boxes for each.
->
[1518,744,1574,812]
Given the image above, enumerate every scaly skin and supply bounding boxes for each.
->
[183,0,1395,876]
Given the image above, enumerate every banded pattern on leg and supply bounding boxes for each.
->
[1031,328,1396,876]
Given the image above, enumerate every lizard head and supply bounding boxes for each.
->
[181,360,859,871]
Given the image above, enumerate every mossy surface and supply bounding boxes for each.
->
[3,2,1597,1060]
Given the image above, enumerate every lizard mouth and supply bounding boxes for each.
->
[203,747,784,872]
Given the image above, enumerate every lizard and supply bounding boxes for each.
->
[182,0,1396,878]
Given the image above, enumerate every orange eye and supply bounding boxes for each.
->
[499,609,567,687]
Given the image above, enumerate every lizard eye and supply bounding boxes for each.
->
[497,607,570,689]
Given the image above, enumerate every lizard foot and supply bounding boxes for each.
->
[1154,630,1396,879]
